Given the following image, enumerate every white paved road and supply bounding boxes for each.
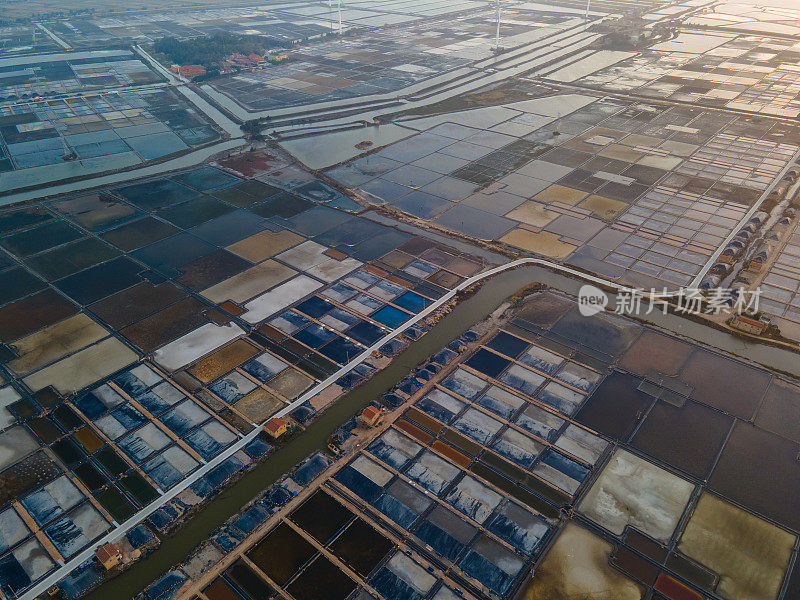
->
[18,256,642,600]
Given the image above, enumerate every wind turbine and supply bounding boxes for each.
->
[585,0,591,23]
[328,0,342,36]
[494,0,500,51]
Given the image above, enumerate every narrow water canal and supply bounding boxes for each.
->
[84,266,544,599]
[84,263,800,599]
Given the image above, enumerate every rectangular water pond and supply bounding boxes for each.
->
[289,490,354,545]
[328,517,394,578]
[247,522,317,586]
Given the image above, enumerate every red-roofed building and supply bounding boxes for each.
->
[95,543,122,570]
[361,406,383,427]
[730,314,769,336]
[265,418,288,439]
[171,64,206,79]
[219,60,236,74]
[229,53,253,68]
[249,53,265,63]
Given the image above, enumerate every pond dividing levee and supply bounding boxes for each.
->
[82,265,538,599]
[82,263,800,600]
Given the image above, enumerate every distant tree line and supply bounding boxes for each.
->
[0,7,94,25]
[153,33,287,67]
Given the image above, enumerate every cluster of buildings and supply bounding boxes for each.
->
[703,167,800,295]
[218,52,266,74]
[704,210,770,287]
[170,52,289,80]
[220,52,289,74]
[170,64,207,79]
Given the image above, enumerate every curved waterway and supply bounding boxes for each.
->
[83,264,800,600]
